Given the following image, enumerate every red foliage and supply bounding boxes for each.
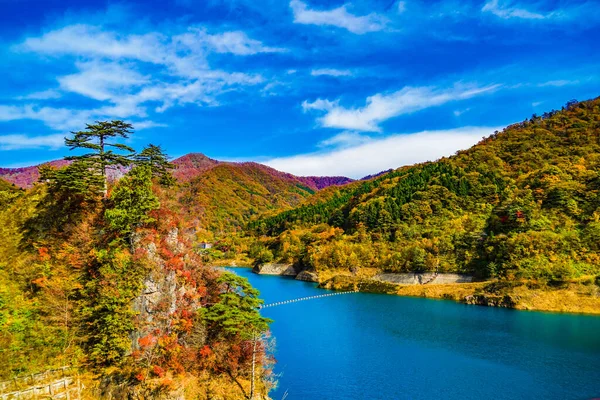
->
[166,256,184,271]
[133,247,148,261]
[152,365,165,378]
[38,247,51,262]
[199,345,212,358]
[138,334,157,348]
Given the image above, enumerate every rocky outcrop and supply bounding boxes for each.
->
[130,228,199,351]
[464,294,518,308]
[374,273,473,285]
[295,270,319,282]
[252,263,299,276]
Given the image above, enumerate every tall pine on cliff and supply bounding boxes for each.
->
[248,98,600,282]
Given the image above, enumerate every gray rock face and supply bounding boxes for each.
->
[252,263,299,276]
[374,273,473,285]
[464,294,517,308]
[295,270,319,282]
[130,228,196,351]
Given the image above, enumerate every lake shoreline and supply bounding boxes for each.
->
[319,274,600,316]
[234,267,600,400]
[219,262,600,315]
[214,260,600,315]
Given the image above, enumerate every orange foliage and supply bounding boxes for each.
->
[38,247,51,262]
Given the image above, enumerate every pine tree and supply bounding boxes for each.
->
[104,166,160,237]
[65,120,135,196]
[133,144,176,186]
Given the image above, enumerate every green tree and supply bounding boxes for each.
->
[104,166,160,237]
[133,144,176,186]
[65,120,135,196]
[202,273,271,340]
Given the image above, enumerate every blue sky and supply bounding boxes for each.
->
[1,0,599,177]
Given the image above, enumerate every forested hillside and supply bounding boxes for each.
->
[0,154,354,237]
[178,162,334,236]
[247,98,600,283]
[0,123,273,398]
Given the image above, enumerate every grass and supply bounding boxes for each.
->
[318,273,600,315]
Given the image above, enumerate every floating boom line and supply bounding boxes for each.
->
[259,290,358,309]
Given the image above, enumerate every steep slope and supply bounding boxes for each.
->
[178,162,319,235]
[0,166,274,397]
[249,98,600,285]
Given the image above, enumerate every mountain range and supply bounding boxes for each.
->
[0,153,354,190]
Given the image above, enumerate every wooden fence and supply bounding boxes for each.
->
[0,367,81,400]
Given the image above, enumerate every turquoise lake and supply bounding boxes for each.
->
[231,268,600,400]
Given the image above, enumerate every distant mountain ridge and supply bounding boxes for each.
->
[0,153,355,190]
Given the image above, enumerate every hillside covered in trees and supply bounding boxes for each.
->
[177,162,345,237]
[0,122,273,398]
[0,153,354,237]
[245,98,600,289]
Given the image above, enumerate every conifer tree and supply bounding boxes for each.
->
[104,166,160,237]
[134,144,176,186]
[65,120,135,196]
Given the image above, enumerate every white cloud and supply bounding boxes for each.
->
[538,79,579,87]
[19,24,169,63]
[134,121,168,130]
[318,131,371,148]
[453,108,470,117]
[311,68,353,77]
[58,60,148,101]
[482,0,546,20]
[397,1,407,14]
[196,30,286,55]
[9,24,270,132]
[264,126,498,178]
[481,0,600,26]
[0,104,162,132]
[17,89,62,100]
[290,0,387,34]
[303,84,500,132]
[0,133,65,150]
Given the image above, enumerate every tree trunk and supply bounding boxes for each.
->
[100,135,107,198]
[250,332,258,399]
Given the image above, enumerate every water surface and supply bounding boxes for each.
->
[232,268,600,400]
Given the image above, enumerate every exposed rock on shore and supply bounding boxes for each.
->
[295,270,319,282]
[374,273,473,285]
[252,263,299,276]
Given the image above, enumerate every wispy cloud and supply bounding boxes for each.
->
[302,84,500,132]
[265,126,498,178]
[290,0,387,34]
[318,131,371,148]
[58,60,148,101]
[0,133,65,150]
[482,0,546,20]
[10,24,273,132]
[195,29,286,55]
[16,89,62,100]
[0,104,162,131]
[538,79,579,87]
[481,0,599,23]
[311,68,353,77]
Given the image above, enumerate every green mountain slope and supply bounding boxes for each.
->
[249,98,600,282]
[178,162,319,236]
